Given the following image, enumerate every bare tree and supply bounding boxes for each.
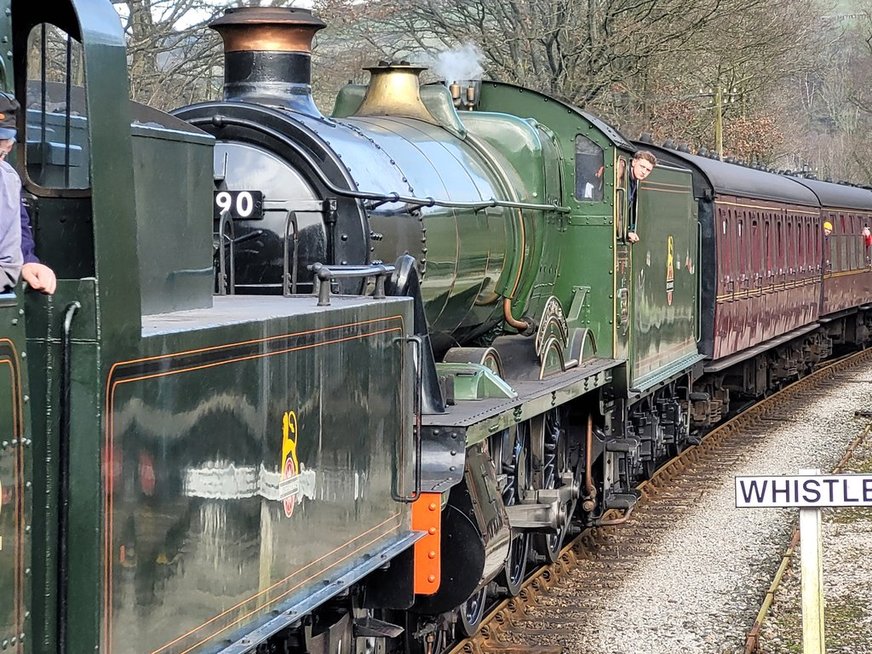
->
[111,0,224,109]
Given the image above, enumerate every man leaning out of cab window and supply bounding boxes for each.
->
[626,150,657,244]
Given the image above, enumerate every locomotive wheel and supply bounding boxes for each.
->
[457,586,488,637]
[534,408,580,563]
[491,422,532,596]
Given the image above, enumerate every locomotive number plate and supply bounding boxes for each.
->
[214,190,264,221]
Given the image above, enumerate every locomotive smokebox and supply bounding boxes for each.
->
[210,7,325,114]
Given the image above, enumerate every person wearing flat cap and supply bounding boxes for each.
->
[0,94,55,294]
[0,93,22,292]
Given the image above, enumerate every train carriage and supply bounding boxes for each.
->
[639,148,822,365]
[789,177,872,321]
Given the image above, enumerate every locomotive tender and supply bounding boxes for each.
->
[0,1,871,653]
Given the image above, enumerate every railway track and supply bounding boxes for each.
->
[447,348,872,654]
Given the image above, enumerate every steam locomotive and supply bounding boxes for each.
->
[1,1,871,653]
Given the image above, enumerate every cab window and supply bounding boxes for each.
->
[25,23,90,190]
[574,135,604,202]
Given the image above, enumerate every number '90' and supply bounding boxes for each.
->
[215,191,255,218]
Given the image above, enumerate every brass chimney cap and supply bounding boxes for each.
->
[364,62,428,74]
[210,7,326,53]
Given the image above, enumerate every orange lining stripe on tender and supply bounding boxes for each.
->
[641,183,692,191]
[109,316,405,377]
[0,360,19,641]
[112,327,403,389]
[0,338,23,642]
[150,513,402,654]
[102,316,405,654]
[640,188,692,195]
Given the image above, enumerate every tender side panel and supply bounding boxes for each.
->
[0,301,28,654]
[631,167,699,387]
[103,301,413,654]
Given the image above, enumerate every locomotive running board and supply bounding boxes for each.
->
[216,532,420,654]
[424,357,620,447]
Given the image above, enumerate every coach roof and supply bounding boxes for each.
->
[639,146,820,208]
[787,176,872,212]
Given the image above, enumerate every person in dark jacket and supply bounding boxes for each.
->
[0,94,22,291]
[626,150,656,244]
[0,92,55,294]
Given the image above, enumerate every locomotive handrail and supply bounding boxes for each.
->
[215,210,235,295]
[393,334,424,502]
[58,300,81,654]
[309,262,396,306]
[282,210,300,296]
[187,115,571,214]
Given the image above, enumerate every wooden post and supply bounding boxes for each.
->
[714,85,724,160]
[799,468,826,654]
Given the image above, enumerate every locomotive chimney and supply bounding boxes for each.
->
[353,64,437,123]
[210,6,325,115]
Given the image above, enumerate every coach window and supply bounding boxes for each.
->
[776,220,784,276]
[25,24,90,190]
[574,135,604,202]
[796,220,805,273]
[751,218,762,287]
[838,215,847,272]
[720,210,731,288]
[853,215,861,269]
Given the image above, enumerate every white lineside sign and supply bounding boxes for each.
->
[736,469,838,654]
[735,473,872,508]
